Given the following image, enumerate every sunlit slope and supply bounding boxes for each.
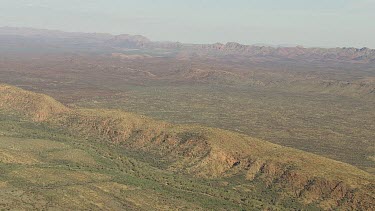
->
[0,84,374,210]
[0,136,211,210]
[0,84,69,121]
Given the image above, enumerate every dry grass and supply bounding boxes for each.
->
[46,149,97,166]
[0,84,373,210]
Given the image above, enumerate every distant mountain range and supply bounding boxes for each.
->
[1,26,375,62]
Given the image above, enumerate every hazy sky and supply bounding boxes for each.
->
[1,0,374,48]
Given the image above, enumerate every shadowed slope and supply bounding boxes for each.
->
[0,84,374,210]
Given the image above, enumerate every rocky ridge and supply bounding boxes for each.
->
[0,84,374,210]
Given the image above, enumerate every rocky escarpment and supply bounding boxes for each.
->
[0,84,374,210]
[57,111,375,210]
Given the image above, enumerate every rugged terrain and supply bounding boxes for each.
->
[0,27,374,210]
[0,52,374,174]
[0,84,374,210]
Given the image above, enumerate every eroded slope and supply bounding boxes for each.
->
[0,84,374,210]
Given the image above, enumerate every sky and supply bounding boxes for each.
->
[0,0,374,48]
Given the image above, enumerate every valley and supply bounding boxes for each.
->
[0,53,374,174]
[0,27,374,210]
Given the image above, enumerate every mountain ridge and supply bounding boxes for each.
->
[0,83,374,210]
[1,27,375,62]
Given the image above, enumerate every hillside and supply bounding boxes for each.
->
[0,84,374,210]
[1,51,373,173]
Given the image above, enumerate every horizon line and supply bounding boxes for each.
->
[0,25,373,50]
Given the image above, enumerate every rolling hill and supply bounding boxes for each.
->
[0,84,374,210]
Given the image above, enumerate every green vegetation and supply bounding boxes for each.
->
[76,84,375,173]
[0,85,373,210]
[0,30,374,210]
[0,113,305,210]
[1,53,374,175]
